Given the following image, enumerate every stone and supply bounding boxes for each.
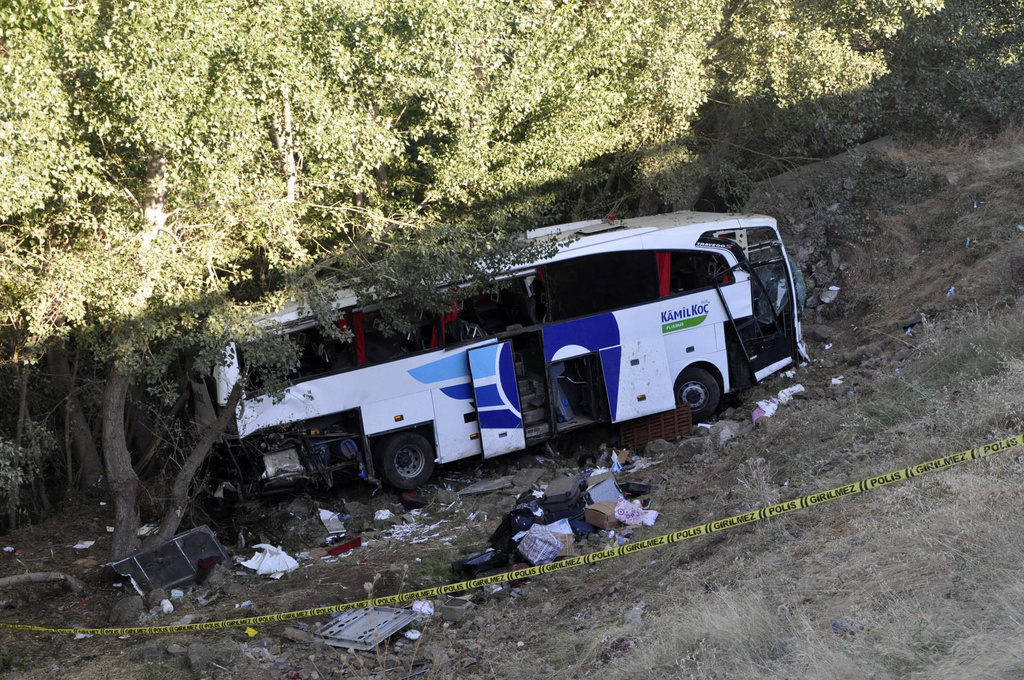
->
[458,475,515,495]
[643,439,676,457]
[830,249,841,270]
[166,643,188,657]
[819,288,839,304]
[440,598,476,622]
[709,419,753,447]
[187,643,210,670]
[144,589,168,609]
[676,437,709,461]
[343,501,370,518]
[511,468,545,489]
[136,644,164,664]
[109,596,144,626]
[802,324,835,343]
[283,627,311,643]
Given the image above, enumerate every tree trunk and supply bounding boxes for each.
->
[142,149,167,234]
[46,339,106,490]
[155,382,242,541]
[8,361,28,530]
[0,571,85,597]
[102,363,141,560]
[268,89,297,202]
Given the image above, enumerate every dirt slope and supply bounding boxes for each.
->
[2,127,1024,679]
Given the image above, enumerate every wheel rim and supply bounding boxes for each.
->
[679,381,709,410]
[394,444,426,479]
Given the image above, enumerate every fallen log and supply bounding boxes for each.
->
[0,572,86,597]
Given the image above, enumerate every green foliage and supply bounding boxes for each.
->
[0,0,1021,434]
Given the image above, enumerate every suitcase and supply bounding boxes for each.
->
[541,476,583,512]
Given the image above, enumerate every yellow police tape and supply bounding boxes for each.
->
[1,433,1020,636]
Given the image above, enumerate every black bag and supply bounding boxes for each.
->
[489,507,537,553]
[452,550,510,578]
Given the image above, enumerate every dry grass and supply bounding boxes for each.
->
[486,127,1024,680]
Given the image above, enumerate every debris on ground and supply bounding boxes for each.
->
[315,606,421,650]
[240,544,299,579]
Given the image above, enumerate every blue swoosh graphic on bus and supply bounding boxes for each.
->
[468,342,522,429]
[439,382,474,400]
[408,352,471,384]
[543,313,621,362]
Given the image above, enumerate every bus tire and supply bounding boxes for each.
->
[675,367,720,423]
[375,432,435,490]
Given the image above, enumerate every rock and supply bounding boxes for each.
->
[109,596,144,625]
[644,439,676,457]
[136,644,164,664]
[144,589,168,609]
[344,501,370,518]
[830,249,841,270]
[440,598,476,622]
[709,419,754,447]
[819,288,839,304]
[199,562,231,588]
[802,324,835,343]
[166,643,187,657]
[283,627,311,643]
[511,468,545,489]
[842,177,857,191]
[462,657,479,668]
[676,437,709,461]
[187,643,210,670]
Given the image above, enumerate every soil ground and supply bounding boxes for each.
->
[2,127,1024,679]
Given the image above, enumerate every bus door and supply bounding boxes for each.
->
[700,228,800,382]
[467,341,527,458]
[601,337,676,423]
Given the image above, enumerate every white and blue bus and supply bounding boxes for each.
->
[195,211,805,496]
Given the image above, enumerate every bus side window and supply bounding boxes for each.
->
[546,251,659,320]
[670,252,730,293]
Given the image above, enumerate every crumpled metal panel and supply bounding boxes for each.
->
[315,607,421,650]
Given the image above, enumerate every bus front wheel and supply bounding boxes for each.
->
[675,367,720,424]
[375,432,435,490]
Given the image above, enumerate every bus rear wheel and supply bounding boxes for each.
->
[675,367,720,424]
[375,432,435,490]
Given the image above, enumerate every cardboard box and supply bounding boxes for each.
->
[585,501,621,529]
[555,532,577,558]
[585,478,623,505]
[584,472,615,488]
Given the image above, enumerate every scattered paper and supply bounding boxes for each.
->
[374,509,394,521]
[137,524,158,537]
[824,343,833,350]
[73,541,95,550]
[319,509,346,536]
[831,376,844,385]
[777,384,805,404]
[404,629,422,641]
[3,546,13,553]
[751,397,778,424]
[411,600,434,616]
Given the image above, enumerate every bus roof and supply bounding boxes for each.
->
[260,211,776,327]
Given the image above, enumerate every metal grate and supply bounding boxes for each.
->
[619,402,693,450]
[315,607,421,651]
